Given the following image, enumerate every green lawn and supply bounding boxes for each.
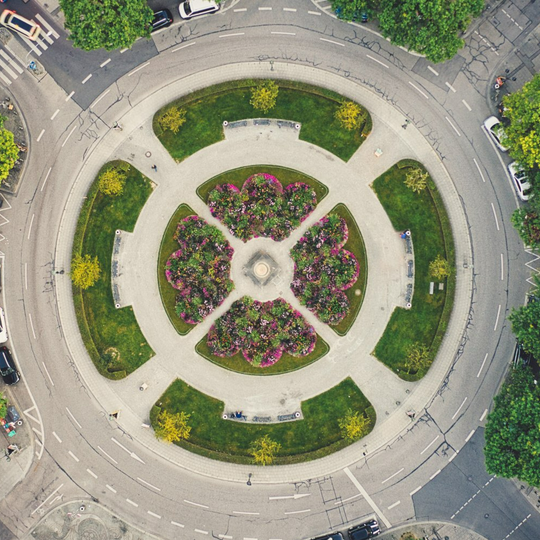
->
[154,80,372,163]
[195,332,329,375]
[72,161,155,379]
[372,160,455,381]
[196,165,328,204]
[151,377,375,464]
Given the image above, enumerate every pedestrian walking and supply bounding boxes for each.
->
[151,164,158,171]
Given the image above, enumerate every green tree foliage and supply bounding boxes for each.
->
[0,393,7,419]
[335,101,366,131]
[331,0,370,21]
[250,80,279,113]
[71,254,101,290]
[98,167,127,196]
[158,106,187,134]
[155,410,191,443]
[429,254,452,280]
[250,435,281,465]
[60,0,153,51]
[512,205,540,248]
[509,297,540,360]
[338,408,370,441]
[485,367,540,487]
[503,74,540,170]
[405,342,430,374]
[404,168,429,193]
[0,116,18,184]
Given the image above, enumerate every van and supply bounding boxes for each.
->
[0,10,41,41]
[178,0,219,19]
[0,346,19,385]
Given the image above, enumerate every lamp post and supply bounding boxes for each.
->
[247,473,252,486]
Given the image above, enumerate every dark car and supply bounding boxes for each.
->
[151,9,173,32]
[0,346,19,385]
[312,533,345,540]
[348,520,379,540]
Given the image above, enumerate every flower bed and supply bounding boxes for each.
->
[165,215,234,324]
[290,214,360,325]
[207,173,317,242]
[207,296,316,367]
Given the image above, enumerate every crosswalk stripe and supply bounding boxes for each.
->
[0,71,11,85]
[23,39,42,56]
[0,50,23,73]
[0,59,17,80]
[35,38,49,51]
[39,31,54,45]
[35,14,60,39]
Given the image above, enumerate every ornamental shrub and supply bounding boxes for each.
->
[98,167,127,196]
[0,116,18,184]
[250,80,279,113]
[335,101,366,131]
[158,106,187,134]
[404,168,428,193]
[338,408,370,442]
[71,254,101,289]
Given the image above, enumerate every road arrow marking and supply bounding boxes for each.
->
[111,437,145,464]
[269,493,311,500]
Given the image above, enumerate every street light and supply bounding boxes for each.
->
[247,473,252,486]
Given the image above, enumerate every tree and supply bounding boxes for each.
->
[249,435,281,466]
[485,367,540,487]
[429,254,452,280]
[60,0,153,51]
[71,254,101,289]
[503,74,540,170]
[158,106,187,134]
[154,410,191,443]
[0,392,7,419]
[405,342,430,374]
[404,168,429,193]
[0,116,19,184]
[509,298,540,360]
[98,167,127,196]
[338,408,370,442]
[335,101,366,131]
[331,0,370,21]
[250,80,279,114]
[512,206,540,248]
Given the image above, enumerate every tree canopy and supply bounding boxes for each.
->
[484,367,540,487]
[60,0,153,51]
[71,254,101,289]
[0,116,18,184]
[509,297,540,360]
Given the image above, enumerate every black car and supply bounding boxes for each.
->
[312,533,345,540]
[151,9,173,32]
[0,346,19,385]
[348,520,379,540]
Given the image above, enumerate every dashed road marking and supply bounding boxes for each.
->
[271,31,296,35]
[68,450,80,462]
[219,33,245,38]
[473,158,486,183]
[98,445,118,464]
[420,435,440,454]
[408,81,429,99]
[65,407,83,429]
[147,510,161,519]
[126,499,138,507]
[283,8,297,11]
[86,468,97,479]
[284,509,310,515]
[81,74,92,84]
[171,521,184,527]
[429,469,441,480]
[494,304,501,331]
[195,530,209,535]
[445,116,461,136]
[445,81,456,92]
[184,500,209,509]
[65,91,75,102]
[462,99,472,111]
[491,203,500,231]
[451,398,467,420]
[233,511,260,515]
[366,54,389,68]
[388,500,401,509]
[410,486,422,496]
[465,429,475,442]
[320,37,344,47]
[106,484,117,493]
[51,109,60,120]
[128,62,150,76]
[100,58,111,67]
[427,66,439,76]
[137,477,161,492]
[382,468,404,484]
[480,408,488,422]
[334,494,361,505]
[36,129,45,142]
[52,431,62,443]
[477,353,489,378]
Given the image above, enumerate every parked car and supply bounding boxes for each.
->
[0,10,41,41]
[312,533,345,540]
[348,520,380,540]
[483,116,509,152]
[0,307,7,344]
[508,162,532,202]
[151,9,173,32]
[178,0,219,19]
[0,346,19,385]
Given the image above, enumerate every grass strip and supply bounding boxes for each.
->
[154,80,371,163]
[72,161,155,379]
[372,160,455,381]
[151,377,375,464]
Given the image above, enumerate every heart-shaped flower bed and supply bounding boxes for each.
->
[290,214,359,324]
[207,296,316,367]
[165,215,234,324]
[207,173,317,241]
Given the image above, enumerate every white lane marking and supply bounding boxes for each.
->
[410,485,422,496]
[462,99,472,111]
[137,477,161,491]
[233,511,260,515]
[269,493,311,500]
[473,158,486,183]
[36,129,45,142]
[35,14,60,38]
[33,427,43,438]
[334,494,361,505]
[259,7,272,10]
[172,42,196,52]
[24,262,28,289]
[500,254,504,280]
[100,58,111,67]
[284,509,310,515]
[494,304,501,331]
[420,435,440,454]
[98,445,118,464]
[219,33,245,38]
[366,54,389,68]
[217,536,231,539]
[52,431,62,443]
[0,71,11,85]
[194,530,208,535]
[449,451,459,462]
[408,81,429,99]
[127,61,150,76]
[320,37,345,47]
[81,74,92,84]
[111,437,145,463]
[86,468,97,479]
[28,313,37,339]
[68,450,80,462]
[0,58,18,79]
[382,467,404,484]
[184,500,209,509]
[65,90,75,102]
[23,406,40,424]
[451,398,467,420]
[126,499,138,507]
[91,89,110,109]
[445,81,457,92]
[445,116,461,136]
[120,48,129,53]
[344,467,392,528]
[106,484,117,493]
[27,213,35,240]
[480,408,488,422]
[388,500,401,509]
[308,11,321,15]
[62,125,77,148]
[50,109,60,120]
[429,469,441,480]
[427,66,439,76]
[477,353,489,378]
[491,203,500,231]
[31,484,64,515]
[42,362,54,386]
[283,7,297,11]
[271,31,296,35]
[65,407,83,429]
[465,429,475,442]
[147,511,161,519]
[171,521,184,528]
[233,8,247,11]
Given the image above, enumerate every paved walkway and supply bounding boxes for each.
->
[54,62,473,482]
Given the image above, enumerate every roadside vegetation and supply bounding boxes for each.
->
[151,377,375,464]
[154,80,372,163]
[72,161,154,379]
[0,115,18,184]
[372,160,455,381]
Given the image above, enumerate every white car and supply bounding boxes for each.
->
[483,116,509,152]
[178,0,219,19]
[0,307,7,344]
[508,162,532,202]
